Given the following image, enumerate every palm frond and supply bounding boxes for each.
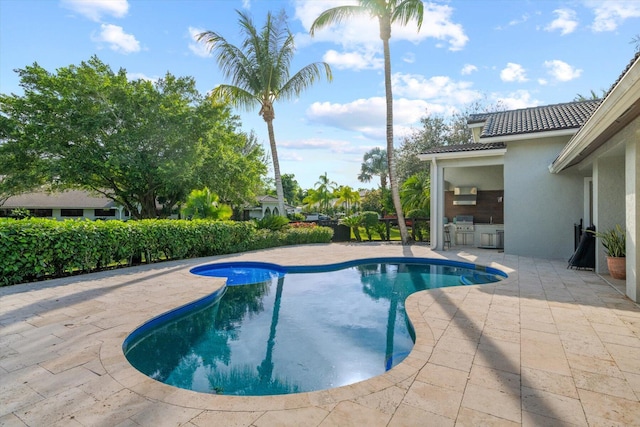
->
[391,0,424,29]
[210,85,259,111]
[309,5,366,35]
[279,62,332,100]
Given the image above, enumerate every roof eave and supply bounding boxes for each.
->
[479,128,578,144]
[418,147,507,162]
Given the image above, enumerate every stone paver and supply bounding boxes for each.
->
[1,243,639,426]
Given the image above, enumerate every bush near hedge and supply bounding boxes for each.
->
[0,218,333,286]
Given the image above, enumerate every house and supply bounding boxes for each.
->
[0,190,131,220]
[420,53,639,302]
[243,195,296,220]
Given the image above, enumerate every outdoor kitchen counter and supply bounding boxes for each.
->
[474,224,504,249]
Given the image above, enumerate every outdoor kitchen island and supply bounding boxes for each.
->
[448,222,504,249]
[475,223,504,249]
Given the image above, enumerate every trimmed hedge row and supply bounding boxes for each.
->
[0,218,334,286]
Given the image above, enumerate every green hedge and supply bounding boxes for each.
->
[0,218,333,286]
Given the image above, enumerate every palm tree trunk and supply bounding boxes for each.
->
[382,37,410,245]
[266,119,286,216]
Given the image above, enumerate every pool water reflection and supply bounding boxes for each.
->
[124,258,506,396]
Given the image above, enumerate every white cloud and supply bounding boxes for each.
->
[544,60,582,82]
[538,78,548,85]
[402,52,416,64]
[500,63,528,83]
[295,0,468,51]
[61,0,129,22]
[306,97,433,140]
[242,0,251,10]
[461,64,477,75]
[492,90,540,110]
[545,9,578,35]
[495,13,533,30]
[92,24,140,54]
[323,49,383,71]
[127,72,158,83]
[392,73,482,105]
[188,27,211,58]
[280,138,359,154]
[587,0,640,32]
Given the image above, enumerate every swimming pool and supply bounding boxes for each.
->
[123,257,506,396]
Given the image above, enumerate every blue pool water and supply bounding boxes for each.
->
[123,258,506,396]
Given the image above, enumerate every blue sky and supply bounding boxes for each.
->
[1,1,639,191]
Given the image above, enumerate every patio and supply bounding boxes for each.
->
[1,243,639,426]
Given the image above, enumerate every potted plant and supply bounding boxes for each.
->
[589,224,626,279]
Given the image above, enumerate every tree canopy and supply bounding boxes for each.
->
[0,56,266,218]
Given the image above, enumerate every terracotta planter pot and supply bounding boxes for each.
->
[607,256,626,280]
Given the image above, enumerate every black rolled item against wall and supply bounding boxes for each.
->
[567,225,596,270]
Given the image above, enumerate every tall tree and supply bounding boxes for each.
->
[0,57,254,218]
[280,173,301,205]
[314,172,337,213]
[358,147,388,189]
[311,0,424,244]
[198,10,332,217]
[333,185,360,214]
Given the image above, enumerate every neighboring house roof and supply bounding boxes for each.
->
[1,190,118,209]
[420,142,506,155]
[469,100,601,138]
[246,195,294,210]
[256,195,280,204]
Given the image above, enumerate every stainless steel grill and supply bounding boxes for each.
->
[455,215,474,245]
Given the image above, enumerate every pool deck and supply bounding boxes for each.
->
[1,242,639,426]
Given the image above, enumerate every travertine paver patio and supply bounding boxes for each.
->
[1,242,639,426]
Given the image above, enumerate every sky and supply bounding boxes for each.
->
[1,0,640,191]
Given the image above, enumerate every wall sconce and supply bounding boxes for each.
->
[498,196,503,203]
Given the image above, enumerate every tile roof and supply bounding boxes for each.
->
[600,51,640,103]
[469,100,601,138]
[420,141,506,155]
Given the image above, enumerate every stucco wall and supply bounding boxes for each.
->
[504,136,584,259]
[594,156,626,271]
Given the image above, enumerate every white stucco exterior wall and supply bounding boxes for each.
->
[593,156,626,273]
[626,136,639,300]
[504,137,584,259]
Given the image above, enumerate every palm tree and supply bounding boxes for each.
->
[400,173,430,214]
[334,185,360,214]
[181,187,233,220]
[199,10,332,216]
[310,0,423,245]
[358,147,388,190]
[302,188,321,212]
[314,172,337,213]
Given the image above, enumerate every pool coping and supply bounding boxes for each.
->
[2,242,639,426]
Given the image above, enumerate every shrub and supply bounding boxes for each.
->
[0,218,333,286]
[288,213,305,221]
[339,215,363,241]
[361,211,380,241]
[255,215,289,231]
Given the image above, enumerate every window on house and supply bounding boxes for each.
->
[61,209,84,217]
[94,208,116,217]
[31,209,53,217]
